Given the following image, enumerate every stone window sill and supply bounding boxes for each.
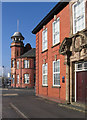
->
[41,49,48,53]
[52,85,61,88]
[51,42,60,48]
[42,85,48,87]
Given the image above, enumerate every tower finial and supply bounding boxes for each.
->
[17,19,19,32]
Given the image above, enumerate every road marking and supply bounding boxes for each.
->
[10,103,29,119]
[58,104,86,113]
[0,88,8,90]
[2,94,18,96]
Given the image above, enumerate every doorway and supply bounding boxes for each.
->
[75,62,87,103]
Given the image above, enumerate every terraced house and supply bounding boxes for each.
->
[32,0,87,104]
[10,32,36,88]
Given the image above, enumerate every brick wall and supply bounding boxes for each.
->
[11,42,35,88]
[36,4,70,101]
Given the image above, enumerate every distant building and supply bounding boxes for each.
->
[10,32,36,88]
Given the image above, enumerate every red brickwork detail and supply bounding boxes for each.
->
[11,42,35,88]
[36,5,70,101]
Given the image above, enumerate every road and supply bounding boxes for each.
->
[1,88,86,119]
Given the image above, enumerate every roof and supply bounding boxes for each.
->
[32,2,69,34]
[20,48,36,58]
[11,32,24,40]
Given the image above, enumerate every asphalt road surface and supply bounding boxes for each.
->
[1,88,86,119]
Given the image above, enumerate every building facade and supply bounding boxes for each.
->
[11,32,36,88]
[32,0,87,104]
[60,0,87,104]
[32,2,70,102]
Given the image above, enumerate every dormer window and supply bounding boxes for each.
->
[72,0,85,34]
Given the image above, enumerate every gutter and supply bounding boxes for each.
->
[32,2,69,34]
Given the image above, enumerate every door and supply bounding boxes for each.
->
[76,71,87,103]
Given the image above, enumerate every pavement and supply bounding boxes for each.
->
[1,88,87,119]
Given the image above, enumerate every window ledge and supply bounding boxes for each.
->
[23,68,30,69]
[52,85,61,88]
[42,85,48,87]
[51,42,60,48]
[41,49,48,53]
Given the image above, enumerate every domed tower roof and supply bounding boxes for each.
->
[11,32,24,41]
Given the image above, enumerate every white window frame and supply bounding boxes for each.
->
[24,74,29,84]
[42,63,48,86]
[72,0,85,34]
[42,28,47,51]
[24,60,29,68]
[17,61,19,69]
[53,59,60,86]
[17,74,19,84]
[53,17,60,46]
[75,61,87,72]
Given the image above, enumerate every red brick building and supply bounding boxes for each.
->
[33,0,87,104]
[10,32,36,88]
[60,0,87,104]
[32,2,70,103]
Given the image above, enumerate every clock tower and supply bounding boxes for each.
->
[10,32,24,87]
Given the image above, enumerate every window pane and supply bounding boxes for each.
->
[84,62,87,69]
[24,74,29,84]
[53,60,60,86]
[17,61,19,69]
[42,29,47,51]
[12,75,15,84]
[17,75,19,84]
[53,18,60,45]
[54,74,60,85]
[24,60,29,68]
[78,63,82,69]
[12,60,14,68]
[42,64,47,85]
[73,0,85,34]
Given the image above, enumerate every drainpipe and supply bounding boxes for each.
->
[66,53,70,104]
[36,33,39,95]
[20,58,22,88]
[15,59,16,88]
[38,34,39,95]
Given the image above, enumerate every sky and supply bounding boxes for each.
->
[1,2,57,76]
